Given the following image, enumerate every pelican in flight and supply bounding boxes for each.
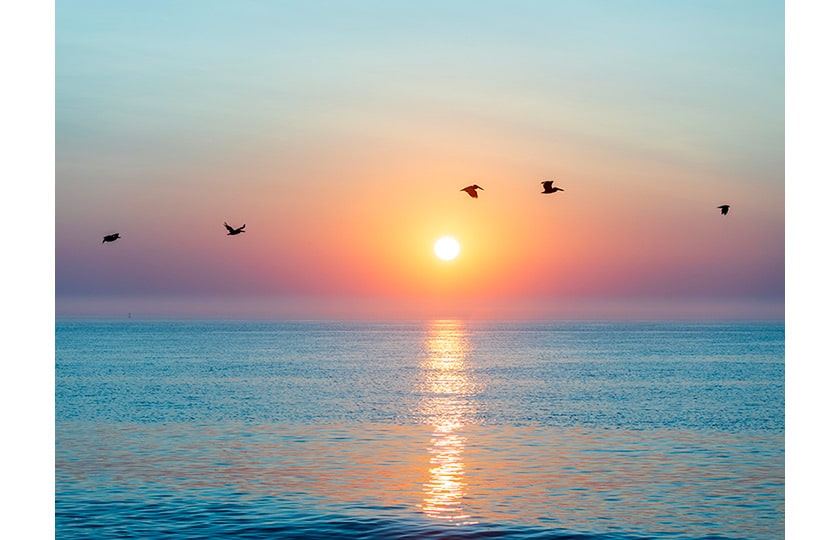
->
[541,180,564,194]
[461,184,483,199]
[225,222,246,235]
[102,233,120,243]
[717,204,730,216]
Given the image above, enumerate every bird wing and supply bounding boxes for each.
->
[542,180,553,189]
[225,222,234,233]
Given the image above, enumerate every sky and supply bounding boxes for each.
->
[53,0,785,320]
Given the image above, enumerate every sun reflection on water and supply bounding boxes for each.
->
[419,320,478,523]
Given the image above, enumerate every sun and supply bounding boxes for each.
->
[434,236,460,261]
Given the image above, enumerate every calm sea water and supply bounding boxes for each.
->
[56,320,784,539]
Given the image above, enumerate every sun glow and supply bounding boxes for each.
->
[434,237,460,261]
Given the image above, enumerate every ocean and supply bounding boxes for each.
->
[55,320,784,539]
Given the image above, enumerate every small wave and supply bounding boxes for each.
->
[56,493,748,540]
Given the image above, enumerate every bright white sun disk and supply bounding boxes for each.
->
[434,237,460,261]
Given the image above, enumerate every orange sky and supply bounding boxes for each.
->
[55,1,783,319]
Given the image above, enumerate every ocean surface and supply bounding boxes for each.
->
[55,320,784,539]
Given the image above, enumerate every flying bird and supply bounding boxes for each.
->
[717,205,730,216]
[541,180,564,194]
[461,184,484,199]
[225,222,246,235]
[102,233,120,243]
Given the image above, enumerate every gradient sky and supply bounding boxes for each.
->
[55,0,784,320]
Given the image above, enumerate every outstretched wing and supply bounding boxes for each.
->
[542,180,554,189]
[225,222,235,233]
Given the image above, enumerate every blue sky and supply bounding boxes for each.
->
[52,0,786,320]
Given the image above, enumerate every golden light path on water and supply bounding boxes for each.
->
[419,320,480,524]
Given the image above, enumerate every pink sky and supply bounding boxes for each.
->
[55,1,783,320]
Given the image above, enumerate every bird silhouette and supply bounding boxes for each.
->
[461,184,483,198]
[102,233,120,243]
[717,205,730,216]
[541,180,564,194]
[225,222,246,235]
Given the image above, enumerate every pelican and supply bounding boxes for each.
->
[717,205,730,216]
[541,180,564,194]
[102,233,120,243]
[225,222,246,235]
[460,184,483,199]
